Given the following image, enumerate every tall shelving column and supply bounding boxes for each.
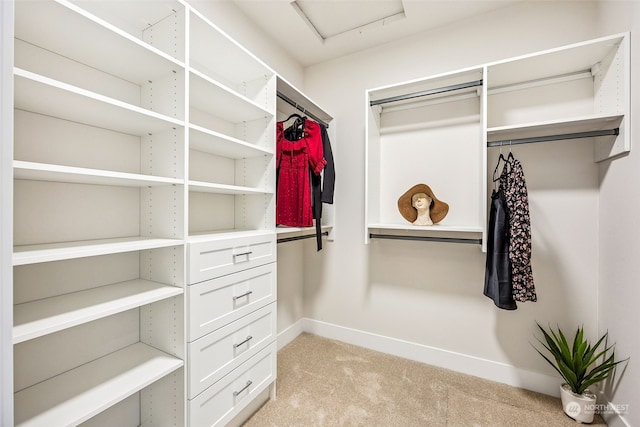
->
[12,1,187,425]
[185,5,278,426]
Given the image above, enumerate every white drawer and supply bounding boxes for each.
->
[187,263,276,342]
[188,303,276,399]
[189,342,277,427]
[188,233,276,284]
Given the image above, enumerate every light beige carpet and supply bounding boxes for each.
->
[243,333,607,426]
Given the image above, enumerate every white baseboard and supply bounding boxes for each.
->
[276,318,304,350]
[601,401,632,427]
[301,317,562,397]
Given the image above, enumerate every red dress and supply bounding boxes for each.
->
[276,120,326,227]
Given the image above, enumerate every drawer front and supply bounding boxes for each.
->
[189,342,277,427]
[188,233,276,284]
[187,263,276,342]
[188,303,276,399]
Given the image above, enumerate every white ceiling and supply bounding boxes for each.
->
[231,0,523,67]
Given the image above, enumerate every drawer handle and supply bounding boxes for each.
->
[233,335,253,349]
[233,291,253,301]
[233,380,253,397]
[233,251,253,261]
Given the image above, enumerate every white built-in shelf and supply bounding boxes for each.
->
[487,114,624,142]
[486,33,626,89]
[14,69,184,136]
[14,342,183,427]
[189,125,273,159]
[187,228,274,243]
[13,237,183,266]
[13,161,183,187]
[13,280,183,344]
[65,0,186,62]
[189,70,272,123]
[368,224,484,233]
[190,9,273,88]
[276,77,334,125]
[188,180,272,195]
[14,0,185,86]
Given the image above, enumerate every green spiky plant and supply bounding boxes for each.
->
[534,323,628,395]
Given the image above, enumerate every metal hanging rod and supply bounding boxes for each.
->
[488,128,619,147]
[370,79,483,107]
[277,231,329,244]
[277,91,330,128]
[369,234,482,245]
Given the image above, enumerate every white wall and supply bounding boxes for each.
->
[595,2,640,427]
[299,0,628,396]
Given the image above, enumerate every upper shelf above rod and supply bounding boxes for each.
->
[488,128,619,147]
[276,76,333,128]
[277,91,329,128]
[370,79,483,106]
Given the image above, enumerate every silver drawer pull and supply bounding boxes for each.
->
[233,291,253,301]
[233,380,252,397]
[233,336,253,348]
[233,251,252,261]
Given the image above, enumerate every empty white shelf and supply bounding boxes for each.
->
[14,161,183,187]
[14,342,183,427]
[189,125,273,159]
[187,228,274,243]
[368,223,484,233]
[14,0,184,86]
[188,180,273,195]
[14,68,184,136]
[190,9,273,85]
[190,69,272,123]
[13,237,183,266]
[487,114,624,142]
[13,279,184,344]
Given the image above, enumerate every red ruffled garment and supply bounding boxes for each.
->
[276,120,326,227]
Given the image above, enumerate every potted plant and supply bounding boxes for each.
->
[533,323,627,423]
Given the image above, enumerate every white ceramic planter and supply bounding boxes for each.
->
[560,384,596,423]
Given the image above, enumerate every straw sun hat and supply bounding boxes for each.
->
[397,183,449,224]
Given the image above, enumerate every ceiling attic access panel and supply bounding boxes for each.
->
[365,68,486,245]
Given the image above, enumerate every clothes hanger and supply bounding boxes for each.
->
[492,141,513,187]
[283,115,307,141]
[283,113,303,122]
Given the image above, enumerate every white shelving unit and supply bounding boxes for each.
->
[12,0,286,424]
[13,0,187,425]
[2,0,353,421]
[486,33,629,162]
[184,9,278,426]
[187,9,275,240]
[365,33,630,249]
[365,67,486,245]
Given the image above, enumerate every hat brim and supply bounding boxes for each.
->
[397,183,449,224]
